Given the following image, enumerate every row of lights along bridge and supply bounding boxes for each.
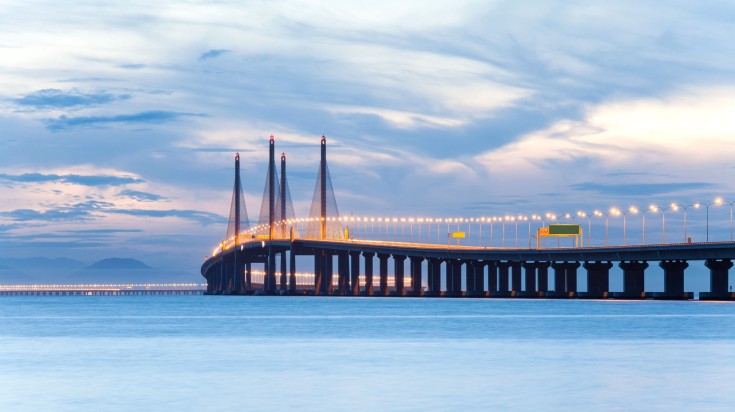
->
[216,198,735,255]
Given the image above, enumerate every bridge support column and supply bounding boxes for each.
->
[289,248,296,293]
[363,252,375,296]
[236,259,246,294]
[582,261,613,298]
[522,262,538,295]
[338,252,350,295]
[246,262,252,292]
[452,260,464,296]
[313,251,323,295]
[617,261,648,298]
[410,256,424,296]
[701,259,734,300]
[325,253,334,293]
[658,260,692,299]
[445,260,454,293]
[280,251,287,292]
[487,261,498,292]
[466,261,476,294]
[393,255,407,296]
[378,253,390,296]
[350,251,361,296]
[552,262,565,294]
[537,262,550,293]
[496,261,511,294]
[511,261,522,293]
[566,262,580,294]
[472,261,486,296]
[267,251,277,294]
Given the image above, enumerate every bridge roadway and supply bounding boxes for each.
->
[201,239,735,300]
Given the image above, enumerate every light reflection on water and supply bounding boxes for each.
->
[0,296,734,411]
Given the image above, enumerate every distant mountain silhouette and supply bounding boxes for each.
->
[86,258,152,270]
[0,257,86,283]
[0,264,38,284]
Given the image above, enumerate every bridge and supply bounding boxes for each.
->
[201,136,735,300]
[0,283,206,296]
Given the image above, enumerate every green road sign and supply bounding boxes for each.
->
[548,224,581,235]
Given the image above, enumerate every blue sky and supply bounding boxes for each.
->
[1,1,735,272]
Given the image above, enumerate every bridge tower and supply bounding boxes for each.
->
[225,152,249,293]
[308,136,341,239]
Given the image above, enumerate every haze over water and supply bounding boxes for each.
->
[1,296,733,411]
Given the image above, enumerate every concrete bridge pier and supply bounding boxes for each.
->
[338,252,349,295]
[701,259,735,300]
[236,259,246,294]
[581,261,613,298]
[487,261,498,293]
[425,258,441,296]
[289,248,296,294]
[392,255,407,296]
[410,256,424,296]
[466,261,476,295]
[495,261,511,296]
[616,261,648,299]
[378,253,389,296]
[452,260,464,297]
[511,261,522,293]
[279,251,287,292]
[550,262,579,298]
[658,260,692,300]
[363,252,375,296]
[325,253,334,293]
[521,262,538,297]
[350,251,361,296]
[537,262,551,293]
[470,261,487,297]
[313,251,323,295]
[246,262,252,291]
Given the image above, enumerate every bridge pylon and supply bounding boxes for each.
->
[307,136,341,239]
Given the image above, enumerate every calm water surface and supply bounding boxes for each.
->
[0,296,733,411]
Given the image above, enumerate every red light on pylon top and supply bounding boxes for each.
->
[269,135,275,142]
[281,152,286,159]
[321,135,326,144]
[235,152,239,160]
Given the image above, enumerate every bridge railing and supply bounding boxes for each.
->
[211,211,735,257]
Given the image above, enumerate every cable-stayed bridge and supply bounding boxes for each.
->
[201,136,735,300]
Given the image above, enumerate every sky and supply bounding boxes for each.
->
[2,0,735,273]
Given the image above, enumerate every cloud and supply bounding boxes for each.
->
[105,208,225,225]
[0,172,143,186]
[116,63,146,69]
[571,182,716,196]
[199,49,230,61]
[118,189,166,202]
[64,229,144,234]
[11,88,129,109]
[188,147,256,153]
[44,111,205,131]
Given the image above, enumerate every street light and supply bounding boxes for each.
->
[621,207,638,246]
[603,208,620,246]
[715,198,735,241]
[672,203,699,243]
[640,205,657,245]
[703,200,721,242]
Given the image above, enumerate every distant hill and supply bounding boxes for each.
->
[0,264,38,284]
[70,258,199,284]
[0,257,86,283]
[87,258,152,270]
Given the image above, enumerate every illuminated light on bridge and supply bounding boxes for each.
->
[0,283,207,296]
[201,136,735,300]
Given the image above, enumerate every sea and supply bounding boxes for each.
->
[0,296,733,411]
